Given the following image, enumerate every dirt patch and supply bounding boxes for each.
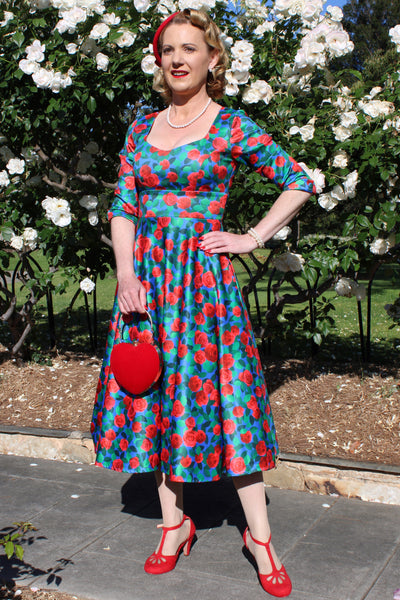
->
[0,348,399,467]
[0,580,90,600]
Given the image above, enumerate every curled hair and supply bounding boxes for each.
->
[153,9,229,102]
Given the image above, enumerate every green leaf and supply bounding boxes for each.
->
[15,544,24,561]
[4,541,14,559]
[87,96,97,114]
[13,31,25,48]
[105,89,115,102]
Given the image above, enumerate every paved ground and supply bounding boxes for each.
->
[1,454,399,600]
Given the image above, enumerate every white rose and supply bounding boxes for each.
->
[272,226,291,241]
[335,277,355,298]
[298,163,325,193]
[340,111,358,128]
[254,21,275,37]
[360,100,395,118]
[231,40,254,60]
[369,238,391,255]
[96,52,109,71]
[6,158,25,175]
[331,184,346,202]
[326,5,343,21]
[273,252,305,273]
[389,24,400,47]
[242,85,261,104]
[0,11,14,26]
[326,29,352,58]
[0,170,10,187]
[88,211,99,226]
[32,67,55,89]
[80,277,95,293]
[23,227,38,250]
[301,0,323,23]
[230,69,250,85]
[89,22,110,40]
[102,12,121,25]
[79,194,98,210]
[10,234,24,251]
[318,193,337,211]
[332,125,352,141]
[79,0,105,14]
[66,42,78,54]
[332,150,348,169]
[134,0,151,11]
[19,59,40,75]
[343,170,358,198]
[115,30,137,48]
[42,196,72,227]
[141,54,157,75]
[61,6,87,28]
[25,39,45,62]
[231,57,252,74]
[295,41,325,69]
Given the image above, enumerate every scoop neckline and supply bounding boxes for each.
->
[144,106,226,153]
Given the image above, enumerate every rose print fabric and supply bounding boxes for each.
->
[92,108,315,482]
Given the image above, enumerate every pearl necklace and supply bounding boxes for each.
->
[167,98,212,129]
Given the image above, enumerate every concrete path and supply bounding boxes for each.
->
[1,454,399,600]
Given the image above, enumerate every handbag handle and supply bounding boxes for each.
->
[117,309,156,339]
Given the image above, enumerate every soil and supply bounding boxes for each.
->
[0,347,399,600]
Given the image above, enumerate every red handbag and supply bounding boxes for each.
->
[110,310,163,396]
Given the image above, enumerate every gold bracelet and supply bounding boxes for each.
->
[247,227,264,248]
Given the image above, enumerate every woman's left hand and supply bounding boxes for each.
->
[199,231,258,255]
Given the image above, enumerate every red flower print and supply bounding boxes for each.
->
[164,192,178,206]
[194,350,206,364]
[139,164,159,187]
[205,343,218,362]
[194,312,206,325]
[180,455,192,468]
[188,375,202,392]
[167,171,178,182]
[163,340,174,353]
[100,437,112,450]
[149,454,160,469]
[203,271,216,288]
[146,424,158,438]
[209,200,221,215]
[133,398,148,412]
[221,353,234,368]
[161,448,170,462]
[178,342,188,358]
[239,370,254,386]
[195,453,203,463]
[171,318,181,332]
[230,457,246,474]
[185,416,195,429]
[233,406,245,418]
[152,266,162,277]
[194,292,203,303]
[221,330,235,345]
[178,196,191,209]
[183,430,197,447]
[240,431,252,444]
[203,303,216,318]
[224,444,236,459]
[132,421,142,433]
[256,441,267,456]
[240,331,249,345]
[213,424,221,436]
[183,273,192,287]
[165,239,174,252]
[222,383,234,396]
[263,419,271,433]
[194,222,204,233]
[112,459,124,472]
[171,434,183,449]
[223,419,236,435]
[137,235,152,253]
[207,453,219,468]
[152,246,164,262]
[212,137,228,152]
[203,379,215,395]
[262,166,275,179]
[215,303,227,318]
[141,438,153,452]
[104,393,115,411]
[195,391,208,406]
[114,414,126,428]
[124,176,136,190]
[172,400,185,417]
[220,368,233,384]
[105,429,116,441]
[160,159,170,169]
[275,155,286,167]
[196,430,207,444]
[129,457,139,469]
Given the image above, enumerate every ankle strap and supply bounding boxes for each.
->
[161,514,188,532]
[247,528,272,547]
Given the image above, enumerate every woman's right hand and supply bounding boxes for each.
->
[117,272,147,315]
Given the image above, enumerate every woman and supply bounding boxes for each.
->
[92,9,315,598]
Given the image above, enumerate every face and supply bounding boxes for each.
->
[161,23,219,98]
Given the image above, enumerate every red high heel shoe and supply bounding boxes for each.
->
[243,527,292,597]
[144,514,196,575]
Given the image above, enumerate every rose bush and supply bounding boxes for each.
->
[0,0,399,356]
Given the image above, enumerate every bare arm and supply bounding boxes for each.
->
[200,190,311,254]
[111,216,147,314]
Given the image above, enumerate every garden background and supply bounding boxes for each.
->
[0,0,399,468]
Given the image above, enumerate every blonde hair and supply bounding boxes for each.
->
[153,9,229,102]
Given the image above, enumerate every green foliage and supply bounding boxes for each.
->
[0,521,37,561]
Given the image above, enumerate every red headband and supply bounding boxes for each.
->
[153,12,179,67]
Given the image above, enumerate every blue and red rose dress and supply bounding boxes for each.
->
[91,108,315,482]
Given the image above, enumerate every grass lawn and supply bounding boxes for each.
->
[2,251,399,364]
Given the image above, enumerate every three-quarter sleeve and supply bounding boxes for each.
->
[108,121,141,225]
[230,110,316,194]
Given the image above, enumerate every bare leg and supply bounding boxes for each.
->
[233,472,282,575]
[152,468,190,556]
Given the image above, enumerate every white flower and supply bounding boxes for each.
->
[79,194,98,210]
[10,234,24,251]
[115,29,136,48]
[96,52,109,71]
[32,67,55,89]
[0,170,10,187]
[332,125,352,142]
[326,29,353,58]
[25,40,46,62]
[66,42,78,54]
[141,54,157,75]
[242,80,273,105]
[335,277,364,299]
[340,111,358,128]
[343,170,358,198]
[331,184,346,202]
[369,238,391,255]
[326,5,343,21]
[224,71,239,96]
[22,227,38,250]
[0,11,14,26]
[295,41,326,69]
[88,211,99,226]
[318,193,337,211]
[298,163,325,193]
[102,12,120,25]
[389,24,400,47]
[332,150,348,169]
[42,196,72,227]
[289,120,315,142]
[231,40,254,60]
[134,0,151,11]
[272,226,291,241]
[19,59,40,75]
[56,7,87,34]
[254,21,275,37]
[6,158,25,175]
[273,252,305,272]
[359,100,395,119]
[80,277,95,293]
[89,22,110,40]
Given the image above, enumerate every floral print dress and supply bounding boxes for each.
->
[91,107,315,482]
